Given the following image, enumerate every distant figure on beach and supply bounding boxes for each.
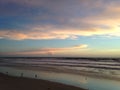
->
[35,74,37,78]
[21,73,23,77]
[6,72,8,75]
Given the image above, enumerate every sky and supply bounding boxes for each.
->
[0,0,120,57]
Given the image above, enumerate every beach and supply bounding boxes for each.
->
[0,57,120,90]
[0,73,86,90]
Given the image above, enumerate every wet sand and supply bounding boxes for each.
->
[0,73,86,90]
[13,66,120,81]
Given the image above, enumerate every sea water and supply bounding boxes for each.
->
[0,57,120,90]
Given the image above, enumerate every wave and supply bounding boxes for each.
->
[0,57,120,76]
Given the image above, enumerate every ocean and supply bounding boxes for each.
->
[0,57,120,90]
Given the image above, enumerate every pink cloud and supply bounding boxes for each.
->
[0,24,120,40]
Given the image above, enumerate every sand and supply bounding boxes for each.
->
[0,73,86,90]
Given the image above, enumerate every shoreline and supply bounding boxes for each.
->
[0,73,86,90]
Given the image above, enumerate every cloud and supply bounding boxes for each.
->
[0,24,120,40]
[0,44,88,56]
[1,0,120,40]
